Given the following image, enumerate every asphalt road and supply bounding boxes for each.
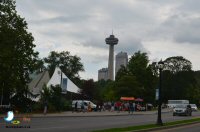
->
[1,111,200,132]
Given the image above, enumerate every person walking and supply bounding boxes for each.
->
[43,101,48,115]
[126,102,130,113]
[88,102,91,112]
[81,100,85,113]
[74,101,78,112]
[116,101,121,113]
[111,101,114,112]
[129,102,134,114]
[133,102,136,112]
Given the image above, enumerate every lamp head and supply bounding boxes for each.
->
[158,60,164,70]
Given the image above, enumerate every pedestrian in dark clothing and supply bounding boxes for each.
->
[129,102,134,114]
[81,101,85,113]
[75,102,78,112]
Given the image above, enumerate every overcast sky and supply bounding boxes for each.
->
[15,0,200,80]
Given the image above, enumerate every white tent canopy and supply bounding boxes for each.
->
[47,67,81,94]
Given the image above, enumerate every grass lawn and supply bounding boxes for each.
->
[93,117,200,132]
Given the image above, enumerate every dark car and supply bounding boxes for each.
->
[173,104,192,116]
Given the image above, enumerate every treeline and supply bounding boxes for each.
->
[82,54,200,106]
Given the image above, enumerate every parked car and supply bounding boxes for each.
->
[173,104,192,116]
[72,100,96,111]
[190,104,198,111]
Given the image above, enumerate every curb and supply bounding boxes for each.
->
[0,113,150,118]
[0,111,172,118]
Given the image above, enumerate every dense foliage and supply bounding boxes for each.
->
[0,0,39,109]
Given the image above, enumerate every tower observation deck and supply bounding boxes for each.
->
[105,34,119,80]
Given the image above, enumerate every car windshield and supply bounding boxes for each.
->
[175,105,186,108]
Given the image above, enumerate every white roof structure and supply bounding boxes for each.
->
[28,70,50,95]
[47,67,81,94]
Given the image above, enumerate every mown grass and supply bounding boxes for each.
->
[93,117,200,132]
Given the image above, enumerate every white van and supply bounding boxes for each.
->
[167,100,189,108]
[72,100,96,111]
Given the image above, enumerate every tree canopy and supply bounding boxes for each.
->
[0,0,39,106]
[44,51,84,81]
[164,56,192,73]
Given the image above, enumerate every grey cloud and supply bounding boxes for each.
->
[15,0,200,79]
[177,0,200,12]
[115,37,146,56]
[30,15,92,25]
[158,13,200,44]
[83,55,108,64]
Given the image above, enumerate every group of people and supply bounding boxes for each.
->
[72,100,145,113]
[101,101,137,113]
[73,101,92,112]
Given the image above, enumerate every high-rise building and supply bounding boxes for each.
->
[115,52,128,76]
[105,34,118,80]
[98,68,108,81]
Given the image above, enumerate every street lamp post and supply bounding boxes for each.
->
[58,65,66,94]
[57,69,63,88]
[157,60,164,125]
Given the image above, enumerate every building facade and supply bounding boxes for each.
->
[98,68,108,81]
[115,52,128,76]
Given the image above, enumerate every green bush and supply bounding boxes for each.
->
[39,85,72,112]
[32,103,43,113]
[63,100,72,111]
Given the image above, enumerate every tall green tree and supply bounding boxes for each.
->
[44,51,84,82]
[162,70,197,103]
[0,0,39,105]
[81,79,96,100]
[115,75,141,98]
[115,65,129,81]
[94,79,110,101]
[102,81,116,101]
[164,56,192,73]
[161,56,194,103]
[127,51,157,102]
[128,51,149,79]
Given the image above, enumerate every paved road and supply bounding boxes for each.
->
[152,122,200,132]
[0,111,200,132]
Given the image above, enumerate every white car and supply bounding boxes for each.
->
[173,104,192,116]
[72,100,96,111]
[190,104,198,111]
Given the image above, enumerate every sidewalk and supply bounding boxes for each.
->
[0,108,172,118]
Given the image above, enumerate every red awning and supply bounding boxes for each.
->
[120,97,135,101]
[135,98,144,102]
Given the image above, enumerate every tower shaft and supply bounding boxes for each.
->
[108,45,114,80]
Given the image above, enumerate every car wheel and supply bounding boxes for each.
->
[173,113,176,116]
